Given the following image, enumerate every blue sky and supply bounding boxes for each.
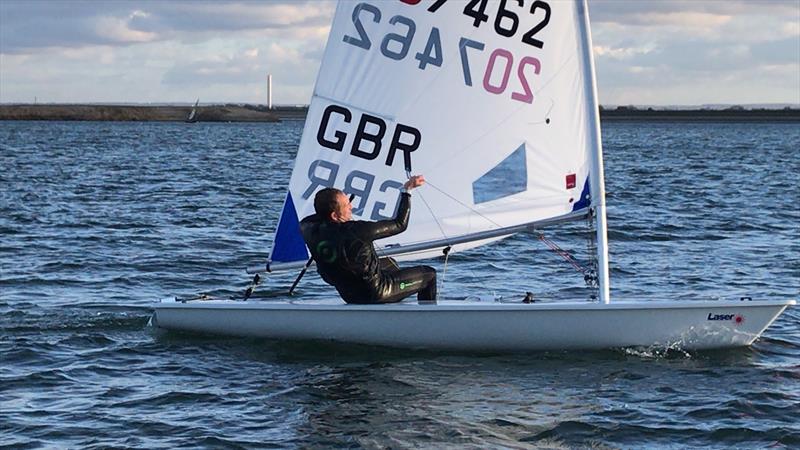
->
[1,0,798,106]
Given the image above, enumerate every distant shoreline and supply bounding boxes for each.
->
[0,104,283,122]
[1,103,798,122]
[599,107,800,122]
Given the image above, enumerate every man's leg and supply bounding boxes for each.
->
[379,257,400,273]
[375,265,437,304]
[415,267,437,301]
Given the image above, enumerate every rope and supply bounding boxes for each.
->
[537,232,591,275]
[410,174,598,297]
[406,173,466,300]
[423,178,504,229]
[537,228,599,291]
[407,171,450,242]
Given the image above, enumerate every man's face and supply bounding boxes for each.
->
[331,192,352,222]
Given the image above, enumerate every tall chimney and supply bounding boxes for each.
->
[267,74,273,109]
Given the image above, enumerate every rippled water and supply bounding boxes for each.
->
[1,120,798,448]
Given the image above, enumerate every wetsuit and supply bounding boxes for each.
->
[300,193,437,304]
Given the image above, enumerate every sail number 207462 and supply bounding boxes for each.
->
[342,1,551,105]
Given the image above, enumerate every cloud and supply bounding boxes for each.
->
[590,0,798,22]
[595,36,800,105]
[152,2,333,32]
[94,13,158,44]
[0,0,332,104]
[161,40,318,89]
[1,0,797,105]
[162,48,265,86]
[587,0,799,104]
[624,11,732,29]
[0,0,334,53]
[593,44,655,61]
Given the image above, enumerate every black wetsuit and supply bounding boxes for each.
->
[300,193,437,304]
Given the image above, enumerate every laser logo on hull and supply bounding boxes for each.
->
[707,313,745,325]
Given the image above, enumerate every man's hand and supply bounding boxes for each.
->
[403,175,425,191]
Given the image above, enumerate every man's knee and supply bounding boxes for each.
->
[421,265,436,282]
[417,266,437,301]
[380,257,400,272]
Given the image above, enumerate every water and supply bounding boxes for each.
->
[1,120,798,448]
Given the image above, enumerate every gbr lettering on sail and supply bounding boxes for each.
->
[302,104,421,221]
[293,0,555,221]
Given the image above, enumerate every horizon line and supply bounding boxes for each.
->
[2,101,799,110]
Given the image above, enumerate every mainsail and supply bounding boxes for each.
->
[268,0,608,301]
[186,98,199,123]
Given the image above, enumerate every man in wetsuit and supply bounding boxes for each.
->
[300,175,437,304]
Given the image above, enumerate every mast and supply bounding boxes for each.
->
[578,0,611,304]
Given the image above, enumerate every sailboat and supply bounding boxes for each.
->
[152,0,793,351]
[185,98,199,123]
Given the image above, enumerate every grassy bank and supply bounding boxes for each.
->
[600,107,800,122]
[0,104,280,122]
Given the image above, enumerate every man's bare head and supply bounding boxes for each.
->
[314,188,352,222]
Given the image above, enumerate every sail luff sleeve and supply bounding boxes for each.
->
[577,0,611,304]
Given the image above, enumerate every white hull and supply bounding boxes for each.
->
[151,299,794,351]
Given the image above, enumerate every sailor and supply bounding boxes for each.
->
[300,175,437,304]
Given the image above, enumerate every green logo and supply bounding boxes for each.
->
[316,241,337,263]
[399,280,420,290]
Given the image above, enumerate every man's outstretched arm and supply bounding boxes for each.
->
[352,175,425,241]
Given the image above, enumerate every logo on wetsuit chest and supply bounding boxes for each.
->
[316,240,337,263]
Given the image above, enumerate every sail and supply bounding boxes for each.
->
[270,0,600,264]
[186,99,199,122]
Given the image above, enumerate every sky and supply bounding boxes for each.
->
[1,0,798,106]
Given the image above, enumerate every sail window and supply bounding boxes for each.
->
[472,143,528,204]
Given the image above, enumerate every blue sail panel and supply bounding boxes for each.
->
[572,176,591,211]
[270,192,309,263]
